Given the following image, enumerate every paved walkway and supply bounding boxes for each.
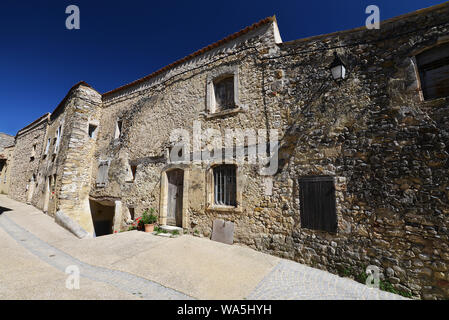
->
[0,195,406,300]
[0,215,190,300]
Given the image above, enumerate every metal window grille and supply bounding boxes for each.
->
[213,165,236,206]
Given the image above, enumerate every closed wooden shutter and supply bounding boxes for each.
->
[96,160,109,187]
[299,176,337,233]
[417,43,449,100]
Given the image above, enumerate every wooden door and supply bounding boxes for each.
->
[167,169,183,227]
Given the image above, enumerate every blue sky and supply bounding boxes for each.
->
[0,0,445,135]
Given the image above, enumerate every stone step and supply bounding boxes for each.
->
[159,225,183,235]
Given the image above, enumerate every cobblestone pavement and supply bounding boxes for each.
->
[0,214,192,300]
[247,259,408,300]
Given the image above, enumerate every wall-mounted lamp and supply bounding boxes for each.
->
[329,52,347,81]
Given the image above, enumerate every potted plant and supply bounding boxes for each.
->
[139,208,158,233]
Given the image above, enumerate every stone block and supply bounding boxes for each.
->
[211,219,234,245]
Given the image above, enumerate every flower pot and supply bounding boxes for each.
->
[144,224,154,233]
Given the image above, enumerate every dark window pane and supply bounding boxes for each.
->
[214,76,235,111]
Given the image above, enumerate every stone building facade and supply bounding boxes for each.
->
[0,133,14,194]
[3,3,449,299]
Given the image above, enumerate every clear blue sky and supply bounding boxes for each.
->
[0,0,445,135]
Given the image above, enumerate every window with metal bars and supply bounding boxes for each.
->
[416,42,449,100]
[213,164,236,206]
[299,176,337,233]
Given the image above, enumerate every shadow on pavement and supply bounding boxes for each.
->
[0,206,12,215]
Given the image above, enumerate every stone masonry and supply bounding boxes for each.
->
[4,3,449,299]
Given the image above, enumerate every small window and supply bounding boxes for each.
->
[96,160,109,187]
[416,42,449,100]
[54,125,62,153]
[131,165,137,181]
[30,144,36,160]
[115,120,123,139]
[44,139,50,156]
[129,207,135,221]
[88,124,98,139]
[299,176,337,233]
[52,137,57,154]
[214,76,235,111]
[213,164,236,206]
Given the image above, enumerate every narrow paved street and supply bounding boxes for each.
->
[0,195,406,300]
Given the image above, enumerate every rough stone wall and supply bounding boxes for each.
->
[0,133,14,153]
[90,22,279,232]
[8,115,49,203]
[255,4,449,299]
[3,3,449,300]
[0,145,14,195]
[55,85,102,234]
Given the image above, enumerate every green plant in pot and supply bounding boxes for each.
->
[139,208,158,233]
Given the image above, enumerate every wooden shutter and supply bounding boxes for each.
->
[96,160,109,187]
[299,176,337,233]
[417,43,449,100]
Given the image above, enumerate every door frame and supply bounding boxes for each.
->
[160,166,189,228]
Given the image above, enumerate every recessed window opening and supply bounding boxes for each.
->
[213,164,236,207]
[214,75,235,111]
[416,42,449,100]
[88,124,98,138]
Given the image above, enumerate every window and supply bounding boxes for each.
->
[129,207,135,221]
[214,76,235,111]
[54,125,62,153]
[299,176,337,233]
[131,165,137,181]
[96,160,109,187]
[44,138,50,156]
[213,164,236,206]
[114,120,123,139]
[88,124,98,139]
[206,66,240,115]
[30,144,36,160]
[416,42,449,100]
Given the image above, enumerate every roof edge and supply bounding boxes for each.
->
[281,1,449,47]
[50,81,99,117]
[102,16,276,98]
[16,113,51,137]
